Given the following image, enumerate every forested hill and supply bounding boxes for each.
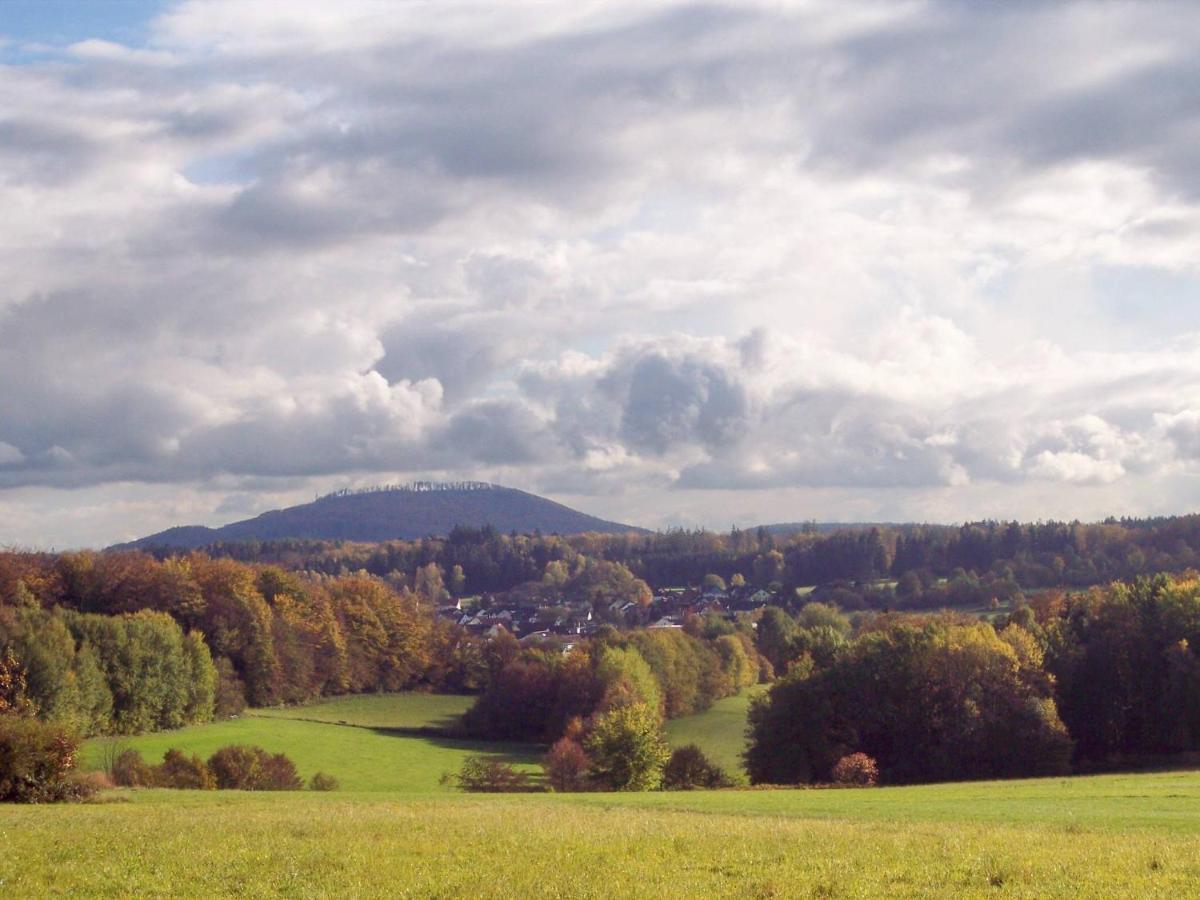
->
[116,483,645,549]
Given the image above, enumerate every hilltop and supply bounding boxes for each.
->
[116,482,644,549]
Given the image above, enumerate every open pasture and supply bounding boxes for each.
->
[4,773,1200,897]
[81,693,536,793]
[10,692,1191,896]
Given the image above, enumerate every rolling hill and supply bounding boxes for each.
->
[117,482,645,549]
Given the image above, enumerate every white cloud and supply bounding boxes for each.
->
[2,0,1200,545]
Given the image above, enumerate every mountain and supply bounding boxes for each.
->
[117,483,645,549]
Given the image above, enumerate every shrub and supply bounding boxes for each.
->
[831,752,879,787]
[76,769,113,793]
[309,771,339,791]
[0,715,88,803]
[452,756,534,793]
[259,752,303,791]
[110,748,155,787]
[157,749,216,790]
[207,745,262,789]
[543,737,591,792]
[662,744,731,790]
[584,702,671,792]
[207,745,302,791]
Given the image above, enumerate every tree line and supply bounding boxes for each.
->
[143,513,1200,603]
[747,573,1200,784]
[0,551,495,731]
[462,625,761,743]
[0,605,214,737]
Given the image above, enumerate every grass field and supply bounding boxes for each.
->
[7,693,1194,896]
[82,693,538,792]
[252,691,474,730]
[4,774,1200,896]
[664,687,764,780]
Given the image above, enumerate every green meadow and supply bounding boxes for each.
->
[81,693,537,793]
[1,693,1195,897]
[664,685,764,780]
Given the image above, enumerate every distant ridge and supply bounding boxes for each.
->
[115,483,645,550]
[756,521,907,535]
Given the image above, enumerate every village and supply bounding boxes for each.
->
[436,582,781,644]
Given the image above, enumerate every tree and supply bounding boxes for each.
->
[702,574,727,593]
[448,565,467,596]
[595,645,661,714]
[543,736,591,792]
[662,744,729,790]
[752,551,785,587]
[746,620,1072,785]
[0,648,33,717]
[414,563,449,605]
[570,560,652,610]
[755,606,797,672]
[584,702,670,791]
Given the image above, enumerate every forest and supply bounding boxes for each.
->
[153,512,1200,603]
[4,520,1200,788]
[747,574,1200,783]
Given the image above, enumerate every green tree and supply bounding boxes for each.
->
[448,565,467,596]
[414,563,449,604]
[584,702,670,791]
[746,620,1072,785]
[595,644,661,714]
[755,606,797,672]
[662,744,729,790]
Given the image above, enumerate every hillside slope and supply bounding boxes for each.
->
[119,483,644,549]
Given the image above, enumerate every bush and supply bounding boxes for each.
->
[543,737,591,792]
[662,744,730,790]
[450,756,535,793]
[308,771,339,791]
[259,751,303,790]
[157,749,216,789]
[0,715,88,803]
[207,745,302,791]
[110,748,154,787]
[831,752,879,787]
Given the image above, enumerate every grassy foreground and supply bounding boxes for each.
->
[3,776,1200,897]
[4,693,1191,896]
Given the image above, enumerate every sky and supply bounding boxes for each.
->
[2,0,1200,548]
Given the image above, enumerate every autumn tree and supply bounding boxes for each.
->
[747,620,1072,785]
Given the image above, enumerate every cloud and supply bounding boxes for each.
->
[3,0,1200,545]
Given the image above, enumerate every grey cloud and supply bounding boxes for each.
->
[1160,411,1200,459]
[606,351,748,455]
[434,400,551,466]
[0,117,104,185]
